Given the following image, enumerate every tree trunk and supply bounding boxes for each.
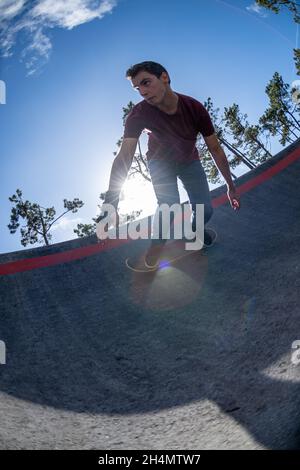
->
[220,138,256,169]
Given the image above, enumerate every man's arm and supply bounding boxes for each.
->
[203,133,240,209]
[96,137,138,236]
[105,137,138,206]
[203,134,234,188]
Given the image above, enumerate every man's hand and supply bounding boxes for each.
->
[227,186,240,211]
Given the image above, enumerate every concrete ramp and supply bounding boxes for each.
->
[0,140,300,449]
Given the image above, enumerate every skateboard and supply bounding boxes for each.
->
[125,228,217,273]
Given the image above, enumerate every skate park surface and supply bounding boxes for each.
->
[0,139,300,449]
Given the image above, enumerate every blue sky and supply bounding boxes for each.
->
[0,0,296,254]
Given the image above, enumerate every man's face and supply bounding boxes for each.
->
[131,71,169,105]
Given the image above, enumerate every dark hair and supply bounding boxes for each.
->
[126,61,171,84]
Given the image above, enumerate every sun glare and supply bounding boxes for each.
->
[119,177,157,217]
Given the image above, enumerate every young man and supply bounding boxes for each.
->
[98,61,240,268]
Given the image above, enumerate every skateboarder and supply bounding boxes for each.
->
[97,61,240,268]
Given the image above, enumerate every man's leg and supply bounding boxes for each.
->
[178,160,214,242]
[146,159,180,266]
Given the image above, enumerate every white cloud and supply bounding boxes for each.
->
[52,217,83,232]
[20,26,52,76]
[0,0,117,75]
[31,0,116,29]
[0,0,26,20]
[51,216,88,243]
[246,3,268,18]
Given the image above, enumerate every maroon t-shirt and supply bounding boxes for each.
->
[123,92,215,163]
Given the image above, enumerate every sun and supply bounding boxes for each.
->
[119,176,156,217]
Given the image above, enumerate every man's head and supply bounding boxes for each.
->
[126,61,170,84]
[126,61,172,106]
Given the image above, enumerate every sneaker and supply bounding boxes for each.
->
[144,243,165,269]
[203,228,217,247]
[183,228,217,248]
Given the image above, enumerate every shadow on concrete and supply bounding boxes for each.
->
[1,141,300,449]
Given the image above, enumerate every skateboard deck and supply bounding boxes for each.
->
[125,228,217,273]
